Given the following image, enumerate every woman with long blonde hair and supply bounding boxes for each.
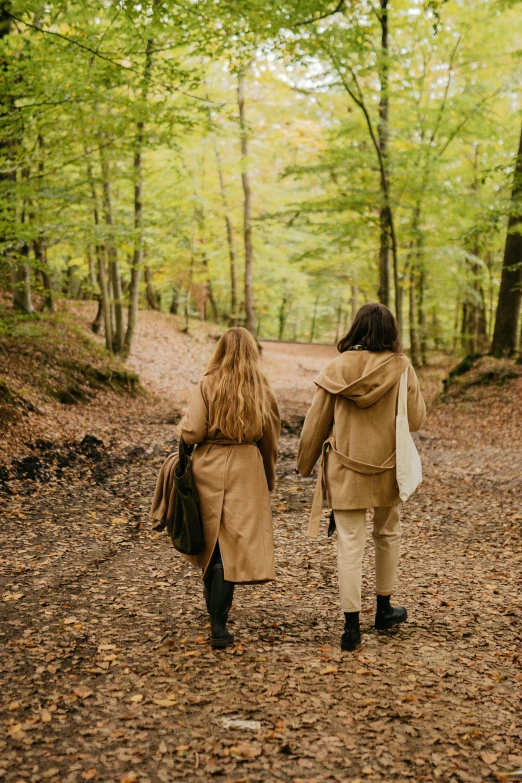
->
[180,327,280,649]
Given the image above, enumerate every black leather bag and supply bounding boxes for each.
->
[168,437,205,555]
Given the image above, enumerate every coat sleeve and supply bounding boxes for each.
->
[297,385,336,477]
[257,389,281,492]
[180,381,208,445]
[407,364,426,432]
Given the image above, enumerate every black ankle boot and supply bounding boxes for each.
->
[209,564,235,649]
[375,595,407,630]
[341,611,361,651]
[203,569,212,614]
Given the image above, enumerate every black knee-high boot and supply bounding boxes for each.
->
[203,568,212,614]
[209,563,235,649]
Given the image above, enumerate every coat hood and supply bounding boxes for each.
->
[315,351,409,409]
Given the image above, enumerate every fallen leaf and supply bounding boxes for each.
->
[230,743,262,760]
[152,698,177,707]
[74,687,93,699]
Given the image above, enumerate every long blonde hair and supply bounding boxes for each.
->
[207,327,269,441]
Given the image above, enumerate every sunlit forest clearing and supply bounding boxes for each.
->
[1,1,522,782]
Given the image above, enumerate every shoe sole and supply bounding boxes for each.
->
[340,635,361,652]
[375,616,407,631]
[341,640,361,651]
[210,637,234,650]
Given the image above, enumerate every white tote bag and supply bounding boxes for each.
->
[395,367,422,501]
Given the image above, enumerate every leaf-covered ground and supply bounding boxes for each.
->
[1,313,521,783]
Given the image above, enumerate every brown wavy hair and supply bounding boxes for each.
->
[207,327,270,441]
[338,303,402,354]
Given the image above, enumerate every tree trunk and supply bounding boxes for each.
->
[418,262,427,364]
[377,0,390,310]
[124,137,144,354]
[124,36,154,357]
[12,169,34,314]
[86,155,112,352]
[460,301,471,354]
[351,285,358,324]
[202,252,219,322]
[33,239,53,312]
[335,301,343,343]
[12,259,34,313]
[293,304,299,341]
[99,145,124,353]
[170,287,179,315]
[0,8,16,276]
[87,245,97,290]
[212,136,238,325]
[91,298,103,334]
[278,294,288,341]
[466,145,488,354]
[144,264,160,310]
[431,309,442,352]
[409,265,421,367]
[183,232,196,334]
[376,0,402,336]
[238,71,256,335]
[491,122,522,357]
[310,293,319,343]
[29,134,54,311]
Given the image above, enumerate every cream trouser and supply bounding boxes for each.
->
[334,505,401,613]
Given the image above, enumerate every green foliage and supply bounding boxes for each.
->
[0,0,521,348]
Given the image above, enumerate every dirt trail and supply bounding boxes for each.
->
[1,312,521,783]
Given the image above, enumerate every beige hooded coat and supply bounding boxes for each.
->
[179,372,281,584]
[297,351,426,537]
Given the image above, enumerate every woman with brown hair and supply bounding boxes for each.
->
[180,327,280,649]
[297,303,425,651]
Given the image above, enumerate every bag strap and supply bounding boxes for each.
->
[178,436,189,473]
[398,367,408,418]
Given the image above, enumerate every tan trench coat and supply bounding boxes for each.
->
[297,351,426,537]
[180,372,281,584]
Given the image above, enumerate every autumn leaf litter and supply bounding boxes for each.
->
[1,310,521,783]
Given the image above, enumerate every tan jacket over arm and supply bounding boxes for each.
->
[257,389,281,492]
[296,387,335,477]
[407,364,426,432]
[180,382,208,445]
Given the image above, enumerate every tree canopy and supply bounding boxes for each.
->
[1,0,521,357]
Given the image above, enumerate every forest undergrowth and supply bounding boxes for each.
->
[1,309,521,783]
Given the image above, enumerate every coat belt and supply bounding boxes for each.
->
[308,438,396,538]
[200,439,257,446]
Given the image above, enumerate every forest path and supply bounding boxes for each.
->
[1,312,522,783]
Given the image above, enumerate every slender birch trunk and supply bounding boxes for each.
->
[351,285,358,324]
[99,145,124,353]
[238,71,256,335]
[212,136,238,325]
[144,264,160,310]
[86,155,112,351]
[409,264,421,367]
[124,36,155,356]
[310,293,319,343]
